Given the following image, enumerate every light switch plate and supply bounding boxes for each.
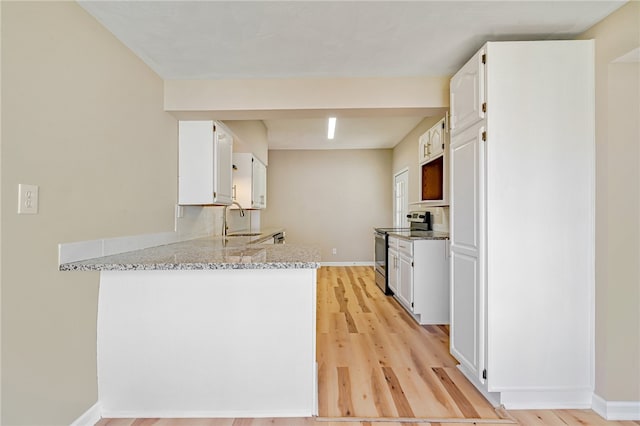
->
[18,184,38,214]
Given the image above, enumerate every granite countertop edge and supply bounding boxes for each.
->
[59,261,321,272]
[387,231,450,241]
[59,228,322,271]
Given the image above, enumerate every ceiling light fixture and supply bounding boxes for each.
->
[327,117,336,140]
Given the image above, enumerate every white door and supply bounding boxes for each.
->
[449,120,486,384]
[393,169,409,227]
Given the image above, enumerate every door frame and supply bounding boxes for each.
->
[393,168,410,228]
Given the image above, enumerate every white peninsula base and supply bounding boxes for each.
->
[97,268,317,418]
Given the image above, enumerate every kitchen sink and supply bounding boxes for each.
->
[228,232,262,237]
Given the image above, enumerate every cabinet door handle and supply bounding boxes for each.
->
[232,185,236,200]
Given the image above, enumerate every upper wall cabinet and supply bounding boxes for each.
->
[232,153,267,209]
[419,118,447,165]
[417,117,450,206]
[450,51,485,134]
[178,121,233,205]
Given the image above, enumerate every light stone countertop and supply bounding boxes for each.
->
[387,230,450,241]
[59,229,321,271]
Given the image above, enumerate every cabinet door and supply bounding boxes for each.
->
[251,158,267,209]
[449,120,485,384]
[178,121,213,205]
[412,240,450,325]
[429,118,445,159]
[212,126,233,205]
[388,248,399,295]
[179,121,233,206]
[397,254,413,311]
[418,131,430,164]
[450,47,485,135]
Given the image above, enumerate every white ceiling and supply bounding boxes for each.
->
[79,0,626,149]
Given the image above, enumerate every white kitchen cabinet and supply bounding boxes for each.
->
[388,236,449,325]
[418,117,450,206]
[449,120,484,384]
[449,41,595,409]
[397,252,413,310]
[418,118,447,165]
[429,119,445,160]
[450,49,485,134]
[418,131,431,165]
[387,239,399,295]
[232,153,267,209]
[395,238,413,310]
[178,121,233,205]
[252,157,267,209]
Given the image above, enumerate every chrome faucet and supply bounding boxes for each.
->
[223,201,246,237]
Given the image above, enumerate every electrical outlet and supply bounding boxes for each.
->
[18,184,38,214]
[332,248,337,255]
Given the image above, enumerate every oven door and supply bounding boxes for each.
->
[374,231,388,292]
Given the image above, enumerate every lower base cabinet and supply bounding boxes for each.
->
[388,236,449,325]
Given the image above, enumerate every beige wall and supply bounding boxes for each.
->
[579,1,640,402]
[223,120,269,165]
[1,2,177,425]
[261,149,392,262]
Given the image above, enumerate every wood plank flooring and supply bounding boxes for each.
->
[316,266,500,420]
[97,266,640,426]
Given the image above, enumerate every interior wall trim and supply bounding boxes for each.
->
[592,394,640,421]
[70,402,101,426]
[320,262,375,267]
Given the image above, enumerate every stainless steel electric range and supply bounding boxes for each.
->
[373,211,431,294]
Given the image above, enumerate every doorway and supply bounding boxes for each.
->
[393,168,409,227]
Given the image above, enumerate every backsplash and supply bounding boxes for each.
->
[226,209,261,234]
[60,204,226,265]
[175,205,222,239]
[424,206,449,233]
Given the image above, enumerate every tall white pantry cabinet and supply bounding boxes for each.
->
[449,41,595,409]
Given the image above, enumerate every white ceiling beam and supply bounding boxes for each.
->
[164,76,449,120]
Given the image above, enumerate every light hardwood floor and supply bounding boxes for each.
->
[97,266,639,426]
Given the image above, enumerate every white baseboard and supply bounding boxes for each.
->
[456,364,501,407]
[456,364,596,411]
[592,393,640,420]
[320,262,374,267]
[100,409,314,419]
[71,402,101,426]
[499,389,592,410]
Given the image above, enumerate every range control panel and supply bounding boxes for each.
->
[406,211,430,223]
